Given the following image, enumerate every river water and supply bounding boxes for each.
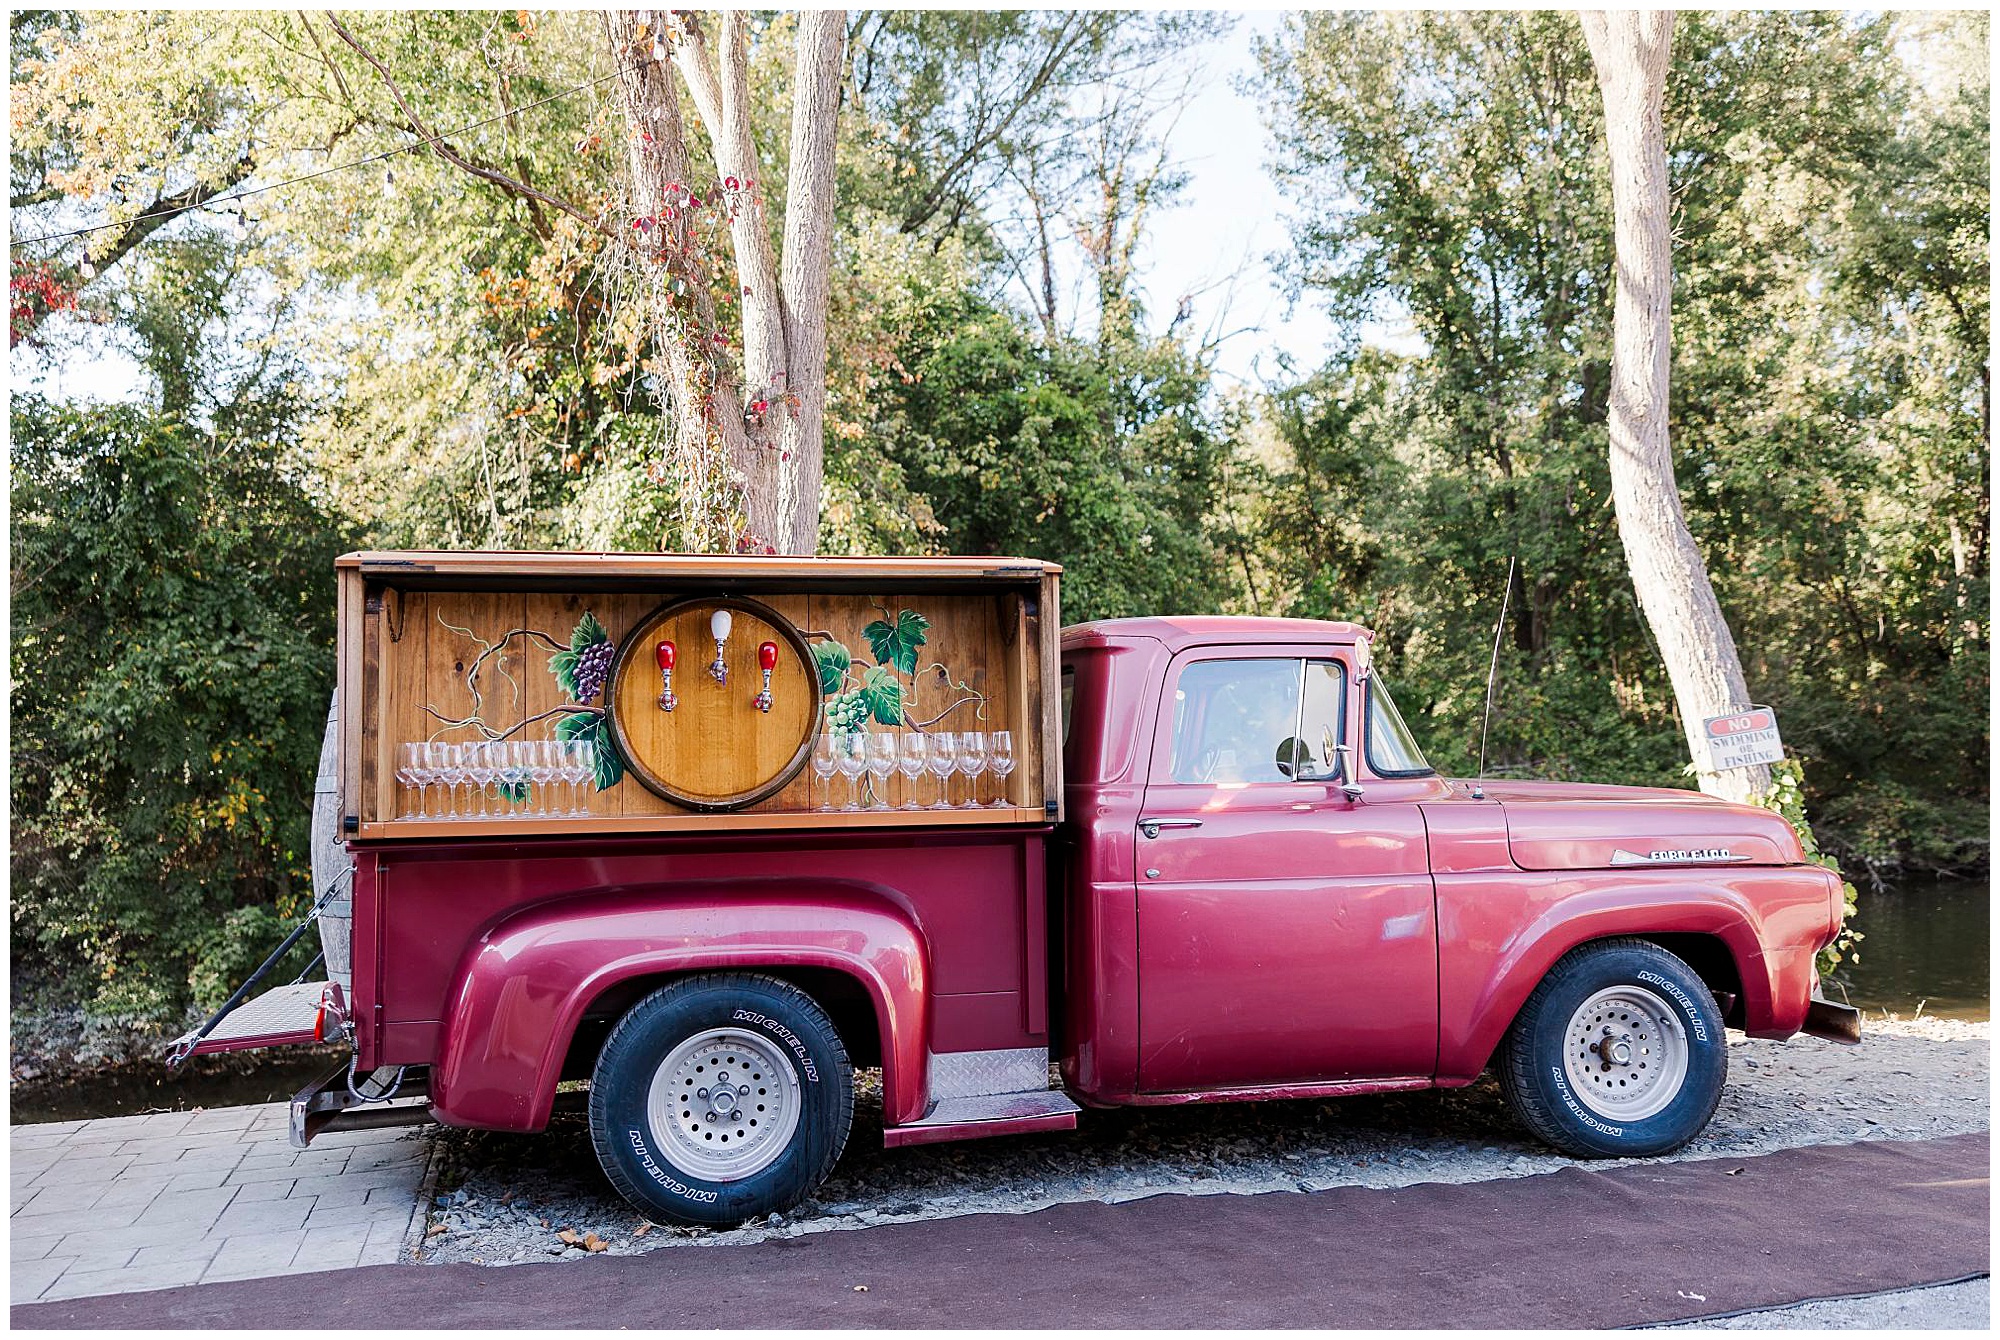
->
[1822,876,1990,1020]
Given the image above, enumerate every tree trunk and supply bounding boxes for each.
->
[776,11,847,553]
[1580,10,1770,803]
[608,9,845,555]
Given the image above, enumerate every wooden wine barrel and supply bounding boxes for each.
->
[606,595,820,811]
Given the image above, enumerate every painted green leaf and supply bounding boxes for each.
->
[859,665,905,726]
[862,608,929,675]
[548,647,580,698]
[570,610,608,652]
[812,639,851,695]
[495,779,530,803]
[554,710,624,790]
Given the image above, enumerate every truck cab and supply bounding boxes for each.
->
[1056,615,1852,1108]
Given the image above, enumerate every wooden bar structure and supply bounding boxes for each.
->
[336,551,1063,840]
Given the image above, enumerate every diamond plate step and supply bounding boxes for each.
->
[171,980,327,1055]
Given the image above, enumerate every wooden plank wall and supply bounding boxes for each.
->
[359,585,1045,828]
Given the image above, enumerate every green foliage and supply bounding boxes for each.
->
[1754,760,1863,974]
[10,393,349,1021]
[1252,10,1990,872]
[859,288,1233,622]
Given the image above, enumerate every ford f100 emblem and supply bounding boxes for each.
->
[1610,847,1750,865]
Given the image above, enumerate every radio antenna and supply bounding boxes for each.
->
[1474,556,1517,799]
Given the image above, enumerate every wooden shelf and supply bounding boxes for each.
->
[339,550,1061,583]
[356,806,1052,842]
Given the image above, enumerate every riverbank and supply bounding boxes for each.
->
[415,1016,1989,1267]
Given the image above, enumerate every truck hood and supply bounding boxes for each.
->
[1475,779,1807,871]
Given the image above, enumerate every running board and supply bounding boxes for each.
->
[883,1090,1080,1148]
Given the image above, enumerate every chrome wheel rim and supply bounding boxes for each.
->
[645,1027,801,1182]
[1562,985,1689,1123]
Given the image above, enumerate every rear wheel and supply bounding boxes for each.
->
[587,973,853,1226]
[1498,938,1727,1158]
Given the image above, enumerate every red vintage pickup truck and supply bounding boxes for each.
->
[177,552,1857,1226]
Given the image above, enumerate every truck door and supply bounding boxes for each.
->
[1134,648,1437,1092]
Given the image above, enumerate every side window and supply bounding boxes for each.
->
[1365,676,1434,777]
[1169,659,1303,784]
[1292,660,1347,781]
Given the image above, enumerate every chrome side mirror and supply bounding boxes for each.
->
[1332,744,1365,802]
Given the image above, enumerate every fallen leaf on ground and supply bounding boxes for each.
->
[558,1228,583,1246]
[426,1223,448,1237]
[634,1222,654,1237]
[584,1232,608,1253]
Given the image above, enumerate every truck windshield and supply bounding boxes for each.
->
[1365,677,1434,777]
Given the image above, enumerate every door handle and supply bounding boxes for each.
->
[1139,817,1203,839]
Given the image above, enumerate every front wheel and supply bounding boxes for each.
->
[588,973,854,1226]
[1497,938,1727,1158]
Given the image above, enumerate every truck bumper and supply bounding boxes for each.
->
[1801,997,1863,1045]
[290,1060,435,1149]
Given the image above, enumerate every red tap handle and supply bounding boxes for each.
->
[758,641,778,671]
[656,640,676,671]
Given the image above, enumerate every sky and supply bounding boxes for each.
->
[1120,11,1344,390]
[17,11,1368,406]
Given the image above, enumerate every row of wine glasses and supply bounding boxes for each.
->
[395,739,596,820]
[810,729,1016,812]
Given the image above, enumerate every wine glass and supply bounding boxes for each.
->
[430,742,463,819]
[896,733,928,811]
[866,733,897,809]
[571,740,596,817]
[958,730,988,808]
[397,742,426,818]
[466,740,496,819]
[988,730,1017,809]
[529,740,558,818]
[555,740,581,816]
[926,732,957,810]
[812,733,840,812]
[836,731,869,811]
[499,741,529,818]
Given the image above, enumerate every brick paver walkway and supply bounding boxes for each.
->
[9,1104,433,1303]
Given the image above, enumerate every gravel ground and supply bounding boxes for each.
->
[417,1015,1988,1268]
[1660,1278,1991,1330]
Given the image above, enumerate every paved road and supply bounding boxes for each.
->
[13,1133,1987,1329]
[9,1105,430,1303]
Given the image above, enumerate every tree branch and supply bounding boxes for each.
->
[87,152,257,274]
[324,12,617,243]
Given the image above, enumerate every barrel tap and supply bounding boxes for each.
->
[708,608,732,685]
[754,641,778,713]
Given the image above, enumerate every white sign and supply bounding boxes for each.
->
[1701,706,1784,772]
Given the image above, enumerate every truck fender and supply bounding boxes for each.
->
[1436,877,1799,1082]
[428,882,930,1133]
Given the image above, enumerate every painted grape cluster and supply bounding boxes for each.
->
[823,690,870,734]
[571,639,616,705]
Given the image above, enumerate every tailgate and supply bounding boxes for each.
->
[170,981,333,1059]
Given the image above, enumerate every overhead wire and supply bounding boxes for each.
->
[9,60,634,253]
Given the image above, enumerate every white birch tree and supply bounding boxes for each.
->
[1580,9,1771,802]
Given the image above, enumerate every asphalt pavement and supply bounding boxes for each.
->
[14,1132,1988,1330]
